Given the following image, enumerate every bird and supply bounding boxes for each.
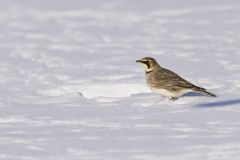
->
[136,57,216,100]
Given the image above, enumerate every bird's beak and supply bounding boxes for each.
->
[136,60,142,63]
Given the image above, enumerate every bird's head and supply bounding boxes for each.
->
[136,57,160,73]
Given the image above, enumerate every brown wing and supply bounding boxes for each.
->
[153,68,205,91]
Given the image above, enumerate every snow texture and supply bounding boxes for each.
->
[0,0,240,159]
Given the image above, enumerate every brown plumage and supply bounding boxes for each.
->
[136,57,216,100]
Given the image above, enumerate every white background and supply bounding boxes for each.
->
[0,0,240,159]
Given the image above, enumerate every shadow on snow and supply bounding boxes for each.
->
[195,98,240,107]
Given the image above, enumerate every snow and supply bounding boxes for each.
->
[1,0,240,159]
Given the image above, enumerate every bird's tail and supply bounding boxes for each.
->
[193,87,217,97]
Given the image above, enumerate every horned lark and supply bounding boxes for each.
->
[136,57,216,100]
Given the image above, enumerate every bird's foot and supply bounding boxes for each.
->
[169,97,178,101]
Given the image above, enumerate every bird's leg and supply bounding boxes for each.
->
[169,97,178,101]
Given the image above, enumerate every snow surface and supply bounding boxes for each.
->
[1,0,240,159]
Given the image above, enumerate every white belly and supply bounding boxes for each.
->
[151,88,190,98]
